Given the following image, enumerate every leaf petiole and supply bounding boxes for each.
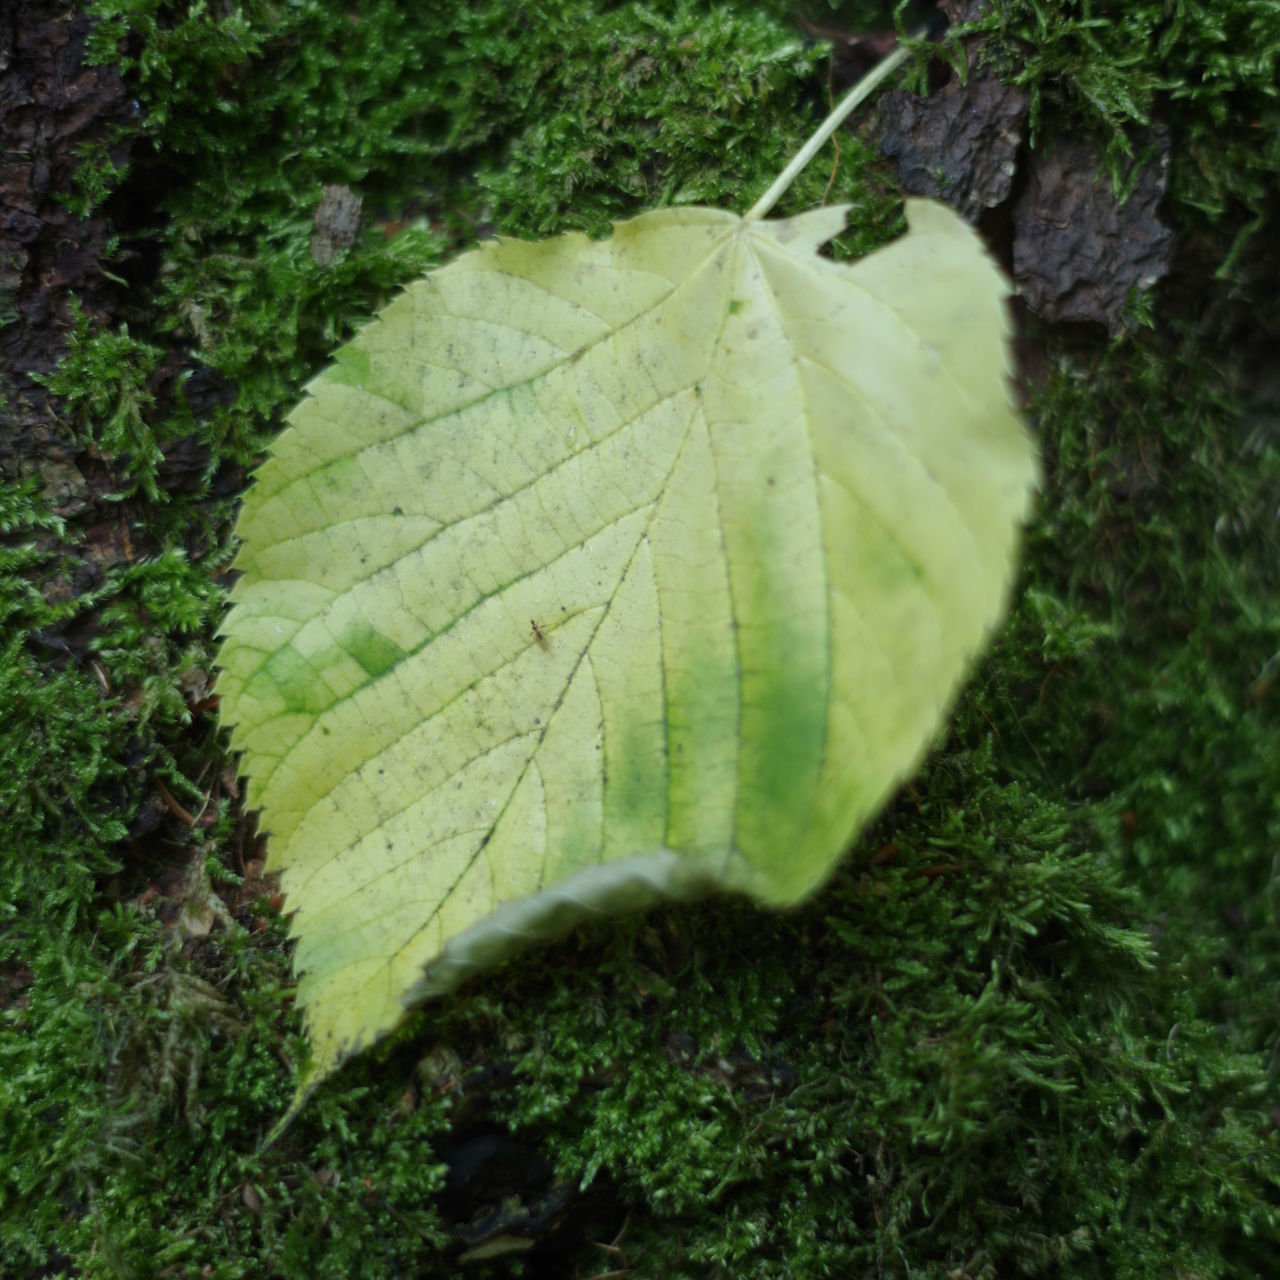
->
[744,31,921,223]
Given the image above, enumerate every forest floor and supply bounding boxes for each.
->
[2,2,1277,1277]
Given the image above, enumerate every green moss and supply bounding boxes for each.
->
[957,0,1280,273]
[985,330,1280,1064]
[453,762,1274,1278]
[473,3,827,236]
[2,0,1278,1275]
[0,479,125,945]
[33,301,168,500]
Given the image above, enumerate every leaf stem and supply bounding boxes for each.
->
[744,33,919,223]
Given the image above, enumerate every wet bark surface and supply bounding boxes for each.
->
[876,73,1028,222]
[1012,132,1174,334]
[0,1,135,458]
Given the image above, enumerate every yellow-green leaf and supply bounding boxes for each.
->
[218,197,1037,1103]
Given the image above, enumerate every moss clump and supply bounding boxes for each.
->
[0,477,127,943]
[470,780,1273,1277]
[957,0,1280,276]
[1,0,1277,1276]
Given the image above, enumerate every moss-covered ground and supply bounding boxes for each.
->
[1,1,1277,1275]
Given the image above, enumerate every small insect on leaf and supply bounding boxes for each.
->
[529,619,548,648]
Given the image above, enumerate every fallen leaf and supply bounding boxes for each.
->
[218,196,1036,1104]
[218,48,1039,1119]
